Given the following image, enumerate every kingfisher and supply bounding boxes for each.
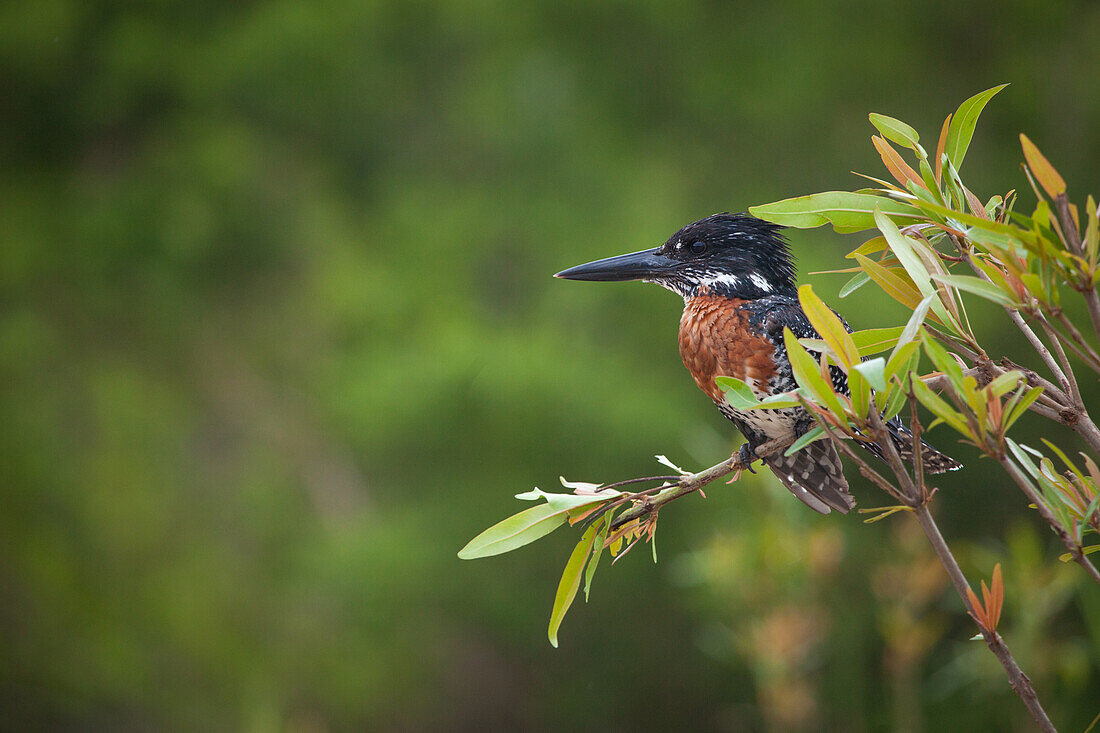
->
[555,213,961,514]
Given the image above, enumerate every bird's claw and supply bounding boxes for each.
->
[738,444,758,473]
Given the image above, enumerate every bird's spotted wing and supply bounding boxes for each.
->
[764,440,854,514]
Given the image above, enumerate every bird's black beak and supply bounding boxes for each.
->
[554,247,676,282]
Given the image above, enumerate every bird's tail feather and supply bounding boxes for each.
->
[860,417,963,473]
[764,441,855,515]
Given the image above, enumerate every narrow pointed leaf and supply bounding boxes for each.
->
[935,114,951,183]
[717,376,761,409]
[515,487,622,511]
[747,390,804,410]
[459,504,569,559]
[931,274,1019,308]
[912,378,971,437]
[548,522,601,647]
[846,235,889,259]
[1085,195,1098,265]
[849,368,870,421]
[1020,134,1066,198]
[584,515,611,601]
[988,564,1003,630]
[886,341,920,379]
[985,370,1024,398]
[784,426,827,456]
[851,326,905,356]
[783,328,847,417]
[896,293,936,353]
[869,113,920,149]
[965,585,988,628]
[854,253,923,309]
[945,84,1008,171]
[750,192,922,233]
[839,271,871,297]
[853,357,887,392]
[1003,386,1043,431]
[876,209,960,332]
[799,284,859,369]
[873,135,924,188]
[921,332,964,393]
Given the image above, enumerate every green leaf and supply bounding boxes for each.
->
[749,192,922,233]
[716,376,761,409]
[1040,439,1086,485]
[851,326,905,356]
[854,253,923,309]
[921,331,964,394]
[912,378,972,437]
[931,274,1019,308]
[798,284,859,369]
[1060,545,1100,562]
[985,370,1024,398]
[784,426,827,456]
[895,292,936,354]
[883,379,909,420]
[853,357,887,392]
[548,521,601,647]
[845,235,889,259]
[584,515,611,601]
[849,367,870,421]
[459,504,569,559]
[839,271,871,298]
[783,328,847,417]
[1004,386,1043,432]
[944,84,1008,171]
[886,341,920,380]
[909,197,1027,241]
[918,159,943,204]
[747,391,804,410]
[875,209,960,333]
[869,113,920,149]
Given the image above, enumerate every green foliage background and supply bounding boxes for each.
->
[3,1,1099,730]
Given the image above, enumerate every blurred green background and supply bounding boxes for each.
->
[3,0,1100,730]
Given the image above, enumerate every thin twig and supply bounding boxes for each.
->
[607,438,786,530]
[1054,192,1100,341]
[866,400,918,503]
[1008,308,1073,397]
[1049,308,1100,372]
[1038,315,1082,407]
[1050,324,1100,376]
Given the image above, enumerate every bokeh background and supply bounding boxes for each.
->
[3,0,1100,730]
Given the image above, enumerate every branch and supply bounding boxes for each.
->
[1038,315,1082,407]
[1008,308,1074,398]
[607,438,787,531]
[912,505,1057,733]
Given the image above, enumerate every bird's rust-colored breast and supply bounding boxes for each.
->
[679,295,777,403]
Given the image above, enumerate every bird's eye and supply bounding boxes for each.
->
[690,241,707,255]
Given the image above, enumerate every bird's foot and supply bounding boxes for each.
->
[737,443,758,473]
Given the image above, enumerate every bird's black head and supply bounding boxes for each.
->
[555,213,796,300]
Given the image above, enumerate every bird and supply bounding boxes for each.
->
[554,212,961,515]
